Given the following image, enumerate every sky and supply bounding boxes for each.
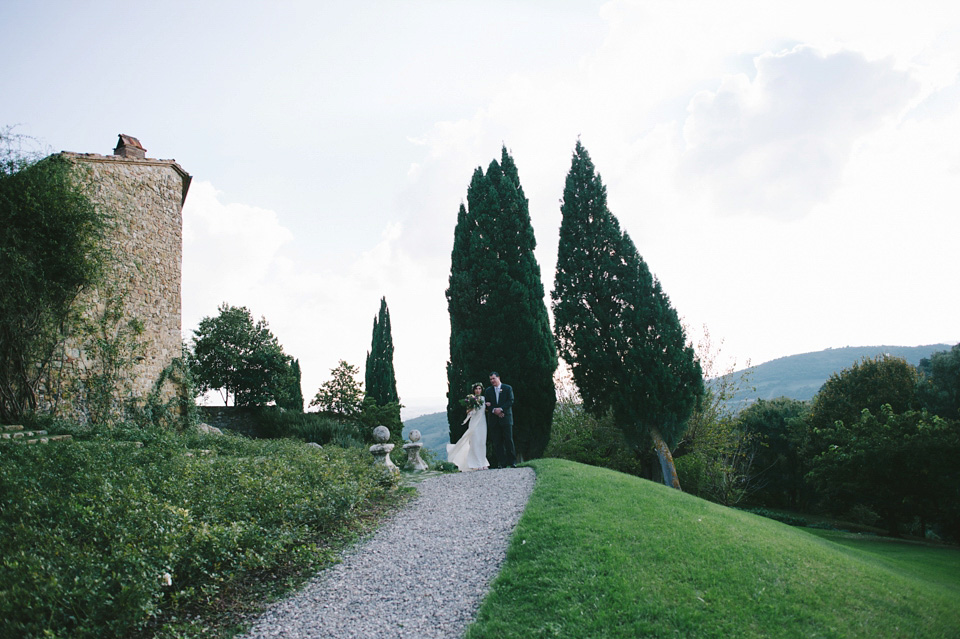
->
[2,1,958,418]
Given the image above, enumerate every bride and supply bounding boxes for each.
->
[447,383,490,471]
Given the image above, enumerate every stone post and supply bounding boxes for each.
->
[369,425,399,474]
[403,430,429,472]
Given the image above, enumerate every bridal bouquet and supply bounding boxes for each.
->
[459,393,485,410]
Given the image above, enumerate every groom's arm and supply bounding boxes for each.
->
[499,385,514,412]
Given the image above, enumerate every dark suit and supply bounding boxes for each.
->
[484,383,516,467]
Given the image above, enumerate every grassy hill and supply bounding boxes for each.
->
[721,343,952,409]
[468,459,960,638]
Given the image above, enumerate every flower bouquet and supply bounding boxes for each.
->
[459,393,485,411]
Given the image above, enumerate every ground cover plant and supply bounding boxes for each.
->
[0,424,400,639]
[467,459,960,639]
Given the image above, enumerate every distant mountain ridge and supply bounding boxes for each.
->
[721,343,953,409]
[404,344,957,452]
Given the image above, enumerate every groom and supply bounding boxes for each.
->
[484,371,516,468]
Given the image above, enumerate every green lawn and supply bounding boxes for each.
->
[467,459,960,639]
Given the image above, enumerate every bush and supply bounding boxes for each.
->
[0,425,395,638]
[741,507,808,527]
[544,401,645,476]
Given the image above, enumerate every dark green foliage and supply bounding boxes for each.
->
[276,358,304,411]
[365,297,399,406]
[0,141,108,420]
[736,397,809,509]
[0,426,394,639]
[552,141,703,452]
[247,406,365,447]
[544,400,645,476]
[806,406,960,537]
[804,355,919,475]
[363,297,401,438]
[807,354,919,433]
[918,343,960,420]
[740,507,809,527]
[190,303,295,407]
[445,146,557,459]
[358,396,403,442]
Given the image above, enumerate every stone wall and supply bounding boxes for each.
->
[198,406,262,437]
[40,141,191,419]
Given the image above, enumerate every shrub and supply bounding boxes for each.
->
[0,426,395,638]
[246,408,365,448]
[544,401,645,476]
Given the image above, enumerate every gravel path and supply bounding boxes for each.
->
[240,467,536,639]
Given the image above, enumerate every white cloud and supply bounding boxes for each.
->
[680,46,920,218]
[182,181,453,416]
[181,181,294,327]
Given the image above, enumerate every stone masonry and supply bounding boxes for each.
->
[41,135,191,417]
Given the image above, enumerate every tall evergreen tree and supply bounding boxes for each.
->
[277,358,304,411]
[364,297,399,406]
[552,141,703,488]
[446,147,558,460]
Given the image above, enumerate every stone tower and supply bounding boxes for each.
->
[48,135,191,417]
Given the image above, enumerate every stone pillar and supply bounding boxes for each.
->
[369,425,399,474]
[403,430,429,472]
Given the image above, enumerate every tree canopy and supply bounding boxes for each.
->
[806,405,960,536]
[918,343,960,421]
[189,303,295,407]
[0,134,108,420]
[445,146,558,461]
[552,141,703,488]
[807,354,919,433]
[311,360,364,421]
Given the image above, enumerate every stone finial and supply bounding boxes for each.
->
[114,134,146,159]
[403,435,429,472]
[370,425,398,474]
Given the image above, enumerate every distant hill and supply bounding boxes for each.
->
[402,411,449,458]
[721,343,953,410]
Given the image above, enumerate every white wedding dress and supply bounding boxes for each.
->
[447,407,489,471]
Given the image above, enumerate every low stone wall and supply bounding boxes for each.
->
[198,407,262,437]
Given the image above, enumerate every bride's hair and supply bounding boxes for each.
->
[471,383,484,393]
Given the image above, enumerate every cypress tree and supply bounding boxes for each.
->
[446,146,557,460]
[277,358,304,411]
[364,297,399,406]
[552,141,703,488]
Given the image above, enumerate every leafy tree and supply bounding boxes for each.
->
[276,358,304,411]
[804,355,919,468]
[917,343,960,421]
[365,297,399,406]
[736,397,809,509]
[552,141,703,489]
[806,405,960,537]
[190,303,293,406]
[445,146,558,461]
[807,354,919,433]
[311,360,364,421]
[0,131,108,420]
[675,328,760,505]
[544,399,646,477]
